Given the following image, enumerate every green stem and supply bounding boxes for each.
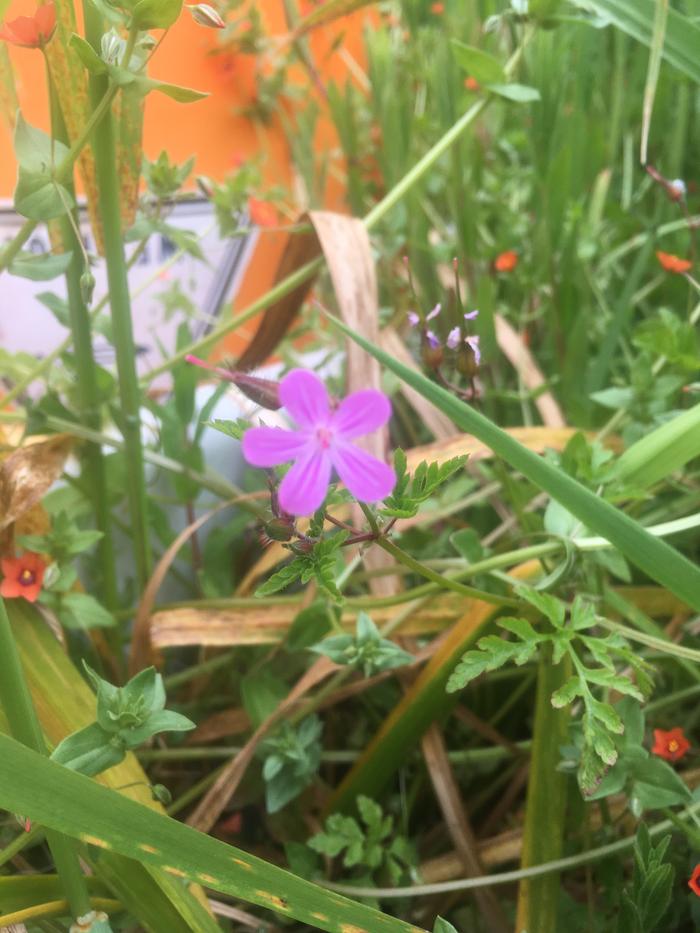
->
[84,16,151,592]
[515,646,571,933]
[0,598,92,918]
[377,537,519,607]
[45,58,119,618]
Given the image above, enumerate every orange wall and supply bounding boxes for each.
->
[1,1,375,357]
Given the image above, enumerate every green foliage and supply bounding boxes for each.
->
[448,587,653,794]
[568,699,692,811]
[143,150,195,199]
[204,417,251,441]
[311,611,414,676]
[308,795,414,884]
[381,450,467,518]
[255,531,349,600]
[13,114,74,220]
[259,716,322,813]
[616,823,675,933]
[51,665,194,777]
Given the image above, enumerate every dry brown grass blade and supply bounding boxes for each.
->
[309,210,397,595]
[187,657,338,832]
[237,222,322,370]
[420,828,523,881]
[0,435,73,535]
[187,708,251,745]
[421,724,510,932]
[379,328,455,440]
[129,498,243,675]
[404,426,616,473]
[0,45,19,130]
[151,596,462,649]
[46,0,103,253]
[494,314,565,429]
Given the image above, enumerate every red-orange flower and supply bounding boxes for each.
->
[430,2,445,13]
[248,197,277,228]
[494,250,518,273]
[652,727,690,762]
[464,76,480,91]
[0,3,56,48]
[689,865,700,897]
[656,250,692,274]
[0,552,46,603]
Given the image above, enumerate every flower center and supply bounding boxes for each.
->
[18,569,36,586]
[668,739,679,753]
[315,426,334,450]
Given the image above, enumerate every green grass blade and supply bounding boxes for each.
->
[640,0,668,164]
[515,648,571,933]
[611,403,700,488]
[573,0,700,85]
[0,733,426,933]
[328,314,700,612]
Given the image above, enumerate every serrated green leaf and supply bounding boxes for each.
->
[516,586,566,627]
[255,559,303,596]
[551,676,583,708]
[498,616,541,642]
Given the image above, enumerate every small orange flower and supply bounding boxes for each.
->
[652,727,690,762]
[689,865,700,897]
[0,3,56,48]
[248,197,277,228]
[430,2,445,13]
[656,250,692,274]
[0,552,46,603]
[494,250,518,273]
[464,76,480,92]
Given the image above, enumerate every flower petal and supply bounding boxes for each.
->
[279,369,330,428]
[332,390,391,440]
[278,449,332,515]
[332,443,396,503]
[242,426,310,467]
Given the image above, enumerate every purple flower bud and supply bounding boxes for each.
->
[465,335,481,366]
[464,309,479,321]
[425,330,441,350]
[446,326,461,350]
[407,311,420,327]
[426,302,442,321]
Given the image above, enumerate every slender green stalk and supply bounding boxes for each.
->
[515,647,571,933]
[0,598,92,918]
[46,60,119,617]
[83,16,151,591]
[377,537,519,607]
[323,802,700,899]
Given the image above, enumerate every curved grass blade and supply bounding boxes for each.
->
[573,0,700,85]
[4,601,220,933]
[327,314,700,613]
[0,732,425,933]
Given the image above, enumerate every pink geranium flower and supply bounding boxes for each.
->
[242,369,396,516]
